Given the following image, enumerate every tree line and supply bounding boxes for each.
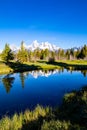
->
[1,41,87,63]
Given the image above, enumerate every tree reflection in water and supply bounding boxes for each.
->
[2,74,15,93]
[19,73,26,88]
[2,68,87,93]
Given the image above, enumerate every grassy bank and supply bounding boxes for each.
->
[0,61,13,74]
[0,60,87,74]
[0,87,87,130]
[0,60,61,74]
[50,60,87,70]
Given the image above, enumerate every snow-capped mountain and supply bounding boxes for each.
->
[25,40,60,51]
[10,40,60,52]
[10,44,19,52]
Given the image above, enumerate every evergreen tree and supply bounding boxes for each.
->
[83,45,87,58]
[57,49,61,60]
[44,49,49,60]
[40,50,45,60]
[77,45,87,59]
[70,49,75,59]
[34,49,40,61]
[80,48,86,59]
[65,50,70,60]
[1,44,14,63]
[60,49,65,59]
[57,49,64,60]
[17,41,28,62]
[28,51,33,62]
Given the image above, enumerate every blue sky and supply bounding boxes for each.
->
[0,0,87,50]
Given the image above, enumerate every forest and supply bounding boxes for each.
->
[1,42,87,63]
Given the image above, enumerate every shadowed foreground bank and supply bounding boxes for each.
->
[0,60,87,74]
[0,61,60,74]
[0,87,87,130]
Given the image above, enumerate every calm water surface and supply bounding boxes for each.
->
[0,69,87,117]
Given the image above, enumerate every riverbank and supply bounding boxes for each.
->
[55,60,87,70]
[0,61,13,74]
[0,86,87,130]
[0,60,87,74]
[0,61,60,74]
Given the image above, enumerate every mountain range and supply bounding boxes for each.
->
[10,40,60,52]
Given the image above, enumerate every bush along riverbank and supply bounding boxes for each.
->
[0,86,87,130]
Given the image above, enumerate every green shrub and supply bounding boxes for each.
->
[41,120,70,130]
[48,57,55,63]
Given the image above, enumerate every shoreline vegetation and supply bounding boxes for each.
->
[0,43,87,74]
[0,60,87,74]
[0,86,87,130]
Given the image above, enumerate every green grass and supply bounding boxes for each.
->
[52,60,87,70]
[57,60,87,65]
[0,60,87,74]
[0,60,61,74]
[25,61,60,70]
[0,87,87,130]
[0,105,50,130]
[0,61,13,74]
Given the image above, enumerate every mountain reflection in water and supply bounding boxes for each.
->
[0,68,87,117]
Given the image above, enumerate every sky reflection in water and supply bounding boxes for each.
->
[0,69,87,117]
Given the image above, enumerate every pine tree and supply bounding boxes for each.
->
[40,50,45,60]
[77,45,87,59]
[65,50,70,60]
[1,43,14,63]
[17,41,28,62]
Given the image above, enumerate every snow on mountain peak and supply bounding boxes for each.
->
[32,40,39,48]
[10,40,60,52]
[10,44,19,51]
[26,40,60,51]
